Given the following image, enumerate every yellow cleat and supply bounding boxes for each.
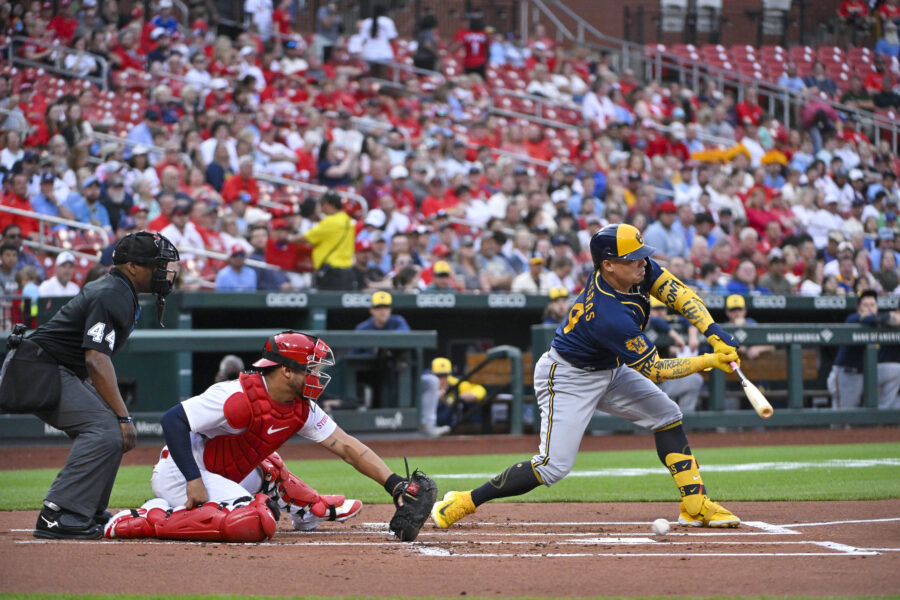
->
[431,490,476,529]
[678,496,740,528]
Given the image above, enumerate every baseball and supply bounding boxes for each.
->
[651,518,670,535]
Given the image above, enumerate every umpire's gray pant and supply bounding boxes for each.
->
[36,367,123,519]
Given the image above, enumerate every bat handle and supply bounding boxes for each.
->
[729,361,746,381]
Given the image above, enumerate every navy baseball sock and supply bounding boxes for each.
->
[653,420,692,463]
[471,461,541,506]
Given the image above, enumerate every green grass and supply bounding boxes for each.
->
[1,443,898,511]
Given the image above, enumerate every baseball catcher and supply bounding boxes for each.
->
[105,331,435,542]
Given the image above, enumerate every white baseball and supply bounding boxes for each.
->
[651,518,670,535]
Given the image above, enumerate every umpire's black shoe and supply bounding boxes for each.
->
[33,502,103,540]
[93,509,113,526]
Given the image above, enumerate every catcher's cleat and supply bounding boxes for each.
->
[678,496,740,528]
[291,498,363,531]
[431,490,476,529]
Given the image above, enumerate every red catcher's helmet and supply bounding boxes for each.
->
[252,331,334,401]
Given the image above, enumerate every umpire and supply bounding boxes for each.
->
[0,232,179,540]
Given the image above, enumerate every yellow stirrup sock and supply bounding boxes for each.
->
[665,452,705,516]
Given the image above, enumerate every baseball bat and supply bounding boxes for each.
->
[730,361,774,419]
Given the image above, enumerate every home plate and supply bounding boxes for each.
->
[570,537,657,544]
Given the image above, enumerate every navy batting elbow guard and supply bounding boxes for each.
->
[704,323,739,349]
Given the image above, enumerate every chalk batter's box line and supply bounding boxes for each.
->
[10,539,881,556]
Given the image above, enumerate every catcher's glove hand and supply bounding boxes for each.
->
[389,459,437,542]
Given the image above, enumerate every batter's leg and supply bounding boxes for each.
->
[599,368,739,528]
[432,353,605,530]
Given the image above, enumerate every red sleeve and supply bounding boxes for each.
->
[221,176,240,203]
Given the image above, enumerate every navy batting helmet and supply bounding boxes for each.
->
[589,224,656,269]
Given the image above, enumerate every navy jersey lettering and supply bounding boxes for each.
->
[551,259,666,370]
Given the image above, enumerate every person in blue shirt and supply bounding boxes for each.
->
[724,259,771,295]
[29,173,72,228]
[432,224,741,531]
[351,290,412,408]
[541,286,570,325]
[66,176,111,230]
[353,291,410,340]
[828,290,900,408]
[214,246,258,292]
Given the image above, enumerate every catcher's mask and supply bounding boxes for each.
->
[252,331,334,402]
[112,231,180,327]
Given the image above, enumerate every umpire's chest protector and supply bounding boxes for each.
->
[203,373,310,482]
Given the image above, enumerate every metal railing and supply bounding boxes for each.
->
[0,205,110,249]
[8,36,109,90]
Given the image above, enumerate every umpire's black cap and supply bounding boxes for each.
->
[113,231,171,265]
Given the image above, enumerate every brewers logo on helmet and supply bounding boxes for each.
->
[589,224,656,269]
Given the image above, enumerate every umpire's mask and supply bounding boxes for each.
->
[112,231,181,327]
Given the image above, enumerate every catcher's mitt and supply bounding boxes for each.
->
[389,459,437,542]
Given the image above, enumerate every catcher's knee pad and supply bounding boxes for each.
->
[153,493,277,542]
[665,452,705,515]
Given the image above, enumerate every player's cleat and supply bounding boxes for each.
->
[678,496,740,528]
[421,424,451,438]
[291,498,363,531]
[33,502,103,540]
[431,490,476,529]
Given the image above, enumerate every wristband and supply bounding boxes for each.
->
[384,473,404,495]
[117,416,134,424]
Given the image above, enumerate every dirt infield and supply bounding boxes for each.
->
[2,501,900,597]
[2,428,900,597]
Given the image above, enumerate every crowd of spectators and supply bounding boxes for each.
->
[0,0,898,313]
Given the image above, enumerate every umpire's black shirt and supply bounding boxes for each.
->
[29,269,141,379]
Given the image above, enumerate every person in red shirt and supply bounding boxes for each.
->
[222,156,260,204]
[47,0,79,45]
[147,192,176,232]
[864,55,895,93]
[386,165,416,216]
[420,178,456,218]
[272,0,293,38]
[450,17,489,79]
[0,173,39,238]
[876,0,900,27]
[523,124,552,163]
[736,88,764,127]
[265,218,307,271]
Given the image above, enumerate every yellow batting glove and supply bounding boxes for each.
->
[709,334,738,357]
[703,351,739,373]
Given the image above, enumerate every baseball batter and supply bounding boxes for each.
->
[106,331,431,542]
[433,224,742,529]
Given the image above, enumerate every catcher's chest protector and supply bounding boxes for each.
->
[204,372,310,482]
